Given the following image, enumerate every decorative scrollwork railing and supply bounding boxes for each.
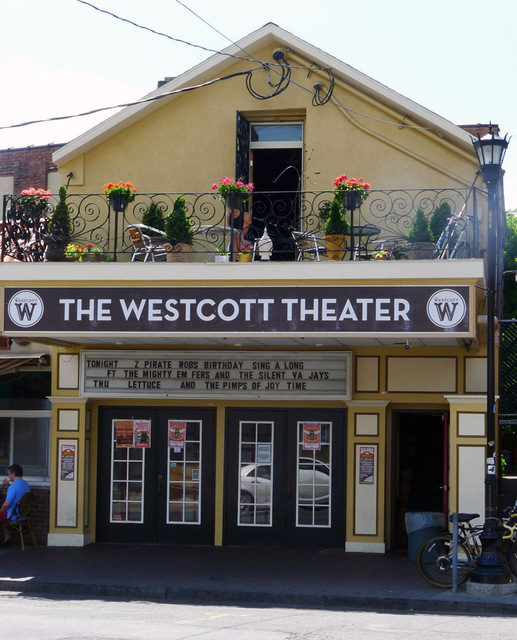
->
[1,187,480,262]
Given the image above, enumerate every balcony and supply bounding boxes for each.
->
[1,187,481,263]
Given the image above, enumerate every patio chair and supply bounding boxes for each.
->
[292,231,326,261]
[6,491,37,550]
[125,224,167,262]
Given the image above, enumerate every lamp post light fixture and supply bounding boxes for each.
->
[469,124,511,587]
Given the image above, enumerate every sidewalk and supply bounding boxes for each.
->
[1,544,517,615]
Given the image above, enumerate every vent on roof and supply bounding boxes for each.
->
[157,77,176,88]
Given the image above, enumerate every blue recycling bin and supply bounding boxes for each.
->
[405,512,445,562]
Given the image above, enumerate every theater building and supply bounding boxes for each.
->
[0,23,501,551]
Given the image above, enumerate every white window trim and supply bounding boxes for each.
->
[0,410,52,484]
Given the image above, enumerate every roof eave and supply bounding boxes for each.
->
[53,22,474,165]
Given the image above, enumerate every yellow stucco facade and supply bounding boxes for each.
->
[1,24,499,553]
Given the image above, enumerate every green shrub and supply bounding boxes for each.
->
[407,206,433,243]
[429,202,452,242]
[142,201,165,234]
[48,186,73,238]
[164,197,194,245]
[323,197,350,236]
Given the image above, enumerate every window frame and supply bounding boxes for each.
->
[0,409,51,484]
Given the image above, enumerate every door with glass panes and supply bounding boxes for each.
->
[224,408,345,547]
[97,407,215,544]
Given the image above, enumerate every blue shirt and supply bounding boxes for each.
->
[6,478,30,519]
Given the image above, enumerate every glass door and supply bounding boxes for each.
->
[225,408,345,548]
[97,407,215,544]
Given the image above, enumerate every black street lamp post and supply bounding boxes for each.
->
[469,125,511,586]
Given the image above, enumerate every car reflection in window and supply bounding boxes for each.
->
[240,457,330,506]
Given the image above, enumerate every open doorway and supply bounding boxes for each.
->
[392,410,448,549]
[236,120,304,260]
[250,148,302,260]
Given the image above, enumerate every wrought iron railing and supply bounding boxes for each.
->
[1,187,481,262]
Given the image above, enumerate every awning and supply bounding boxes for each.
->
[0,354,48,375]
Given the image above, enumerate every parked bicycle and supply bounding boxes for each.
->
[416,504,517,588]
[502,508,517,576]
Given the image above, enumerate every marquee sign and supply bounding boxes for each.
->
[3,285,470,335]
[80,350,352,400]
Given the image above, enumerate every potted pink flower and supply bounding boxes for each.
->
[333,174,371,210]
[18,187,51,214]
[211,177,254,209]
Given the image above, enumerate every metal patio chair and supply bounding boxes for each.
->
[125,224,167,262]
[6,491,37,550]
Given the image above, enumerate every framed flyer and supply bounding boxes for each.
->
[60,444,75,481]
[303,422,321,450]
[359,446,375,484]
[133,419,151,448]
[257,444,271,463]
[168,421,186,449]
[115,420,134,448]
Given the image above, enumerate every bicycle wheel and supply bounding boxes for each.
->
[416,535,471,588]
[505,540,517,578]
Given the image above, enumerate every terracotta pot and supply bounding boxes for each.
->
[82,252,107,262]
[44,235,69,262]
[405,242,436,260]
[165,242,191,262]
[324,235,346,261]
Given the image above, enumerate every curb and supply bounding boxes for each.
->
[1,580,516,616]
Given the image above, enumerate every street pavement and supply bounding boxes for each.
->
[0,543,517,615]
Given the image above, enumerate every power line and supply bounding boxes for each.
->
[3,0,442,135]
[73,0,256,62]
[0,72,254,132]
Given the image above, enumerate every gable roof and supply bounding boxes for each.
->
[53,22,473,165]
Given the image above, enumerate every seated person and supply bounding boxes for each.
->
[226,206,253,259]
[0,464,30,546]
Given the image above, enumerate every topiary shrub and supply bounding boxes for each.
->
[407,206,433,243]
[46,186,74,261]
[429,202,452,243]
[142,201,165,235]
[164,196,194,245]
[323,197,350,236]
[48,186,73,238]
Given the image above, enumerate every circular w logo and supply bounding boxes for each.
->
[7,290,44,328]
[426,289,467,328]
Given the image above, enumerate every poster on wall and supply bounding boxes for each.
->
[359,446,375,484]
[60,444,75,481]
[168,421,186,450]
[133,420,151,448]
[115,420,134,448]
[303,423,321,450]
[257,444,271,463]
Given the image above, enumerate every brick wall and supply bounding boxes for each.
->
[459,123,500,139]
[0,144,62,195]
[29,486,50,546]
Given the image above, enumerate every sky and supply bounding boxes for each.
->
[1,0,516,209]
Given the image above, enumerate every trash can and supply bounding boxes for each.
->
[405,511,445,562]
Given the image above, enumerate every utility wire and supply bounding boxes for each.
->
[2,0,443,134]
[174,0,264,67]
[73,0,256,62]
[0,71,254,131]
[173,0,438,129]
